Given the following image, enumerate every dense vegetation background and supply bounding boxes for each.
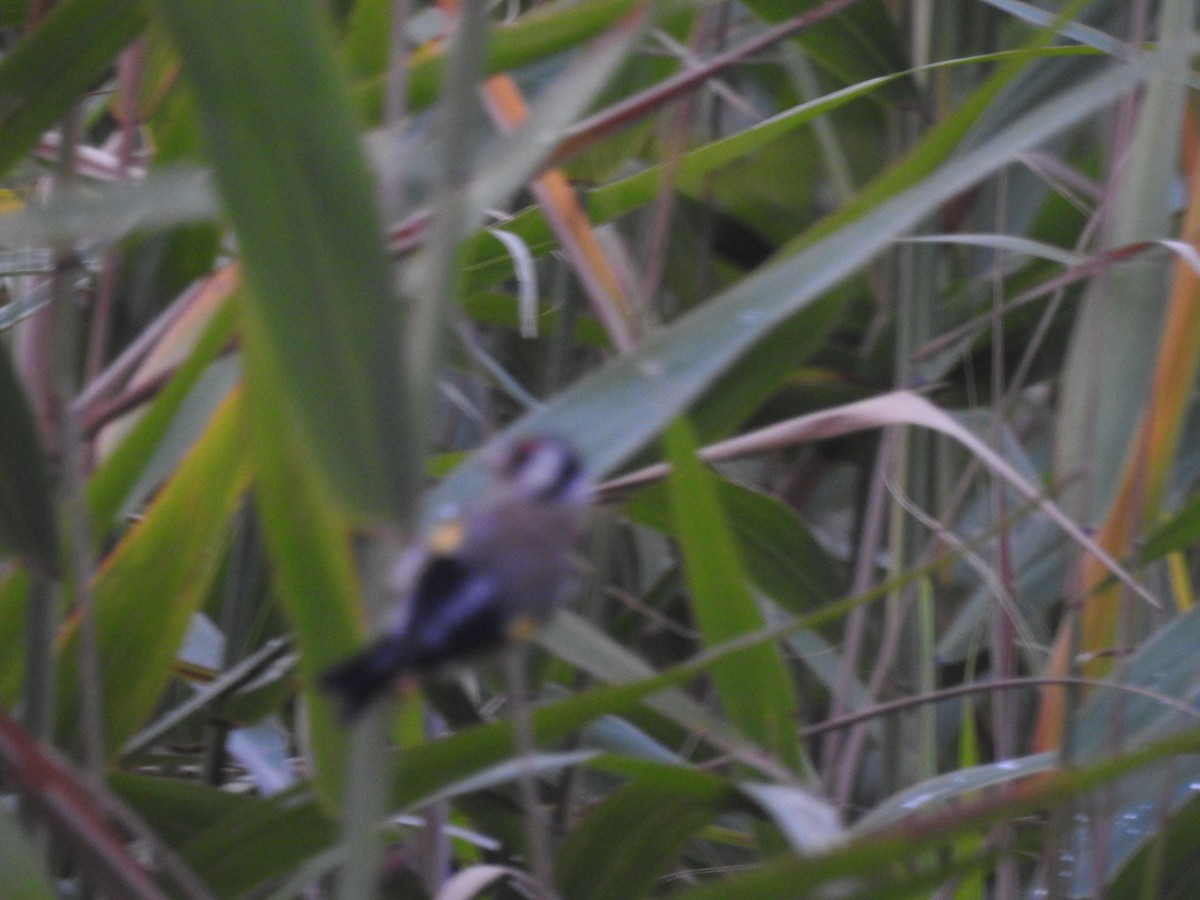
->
[1,0,1200,896]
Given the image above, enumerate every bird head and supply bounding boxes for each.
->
[492,434,587,504]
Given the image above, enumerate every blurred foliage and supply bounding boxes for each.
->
[0,0,1199,897]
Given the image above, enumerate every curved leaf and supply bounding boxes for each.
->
[664,418,804,772]
[57,389,252,759]
[0,0,144,177]
[158,0,415,524]
[557,763,735,900]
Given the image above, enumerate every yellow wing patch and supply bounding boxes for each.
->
[507,615,540,642]
[427,520,465,556]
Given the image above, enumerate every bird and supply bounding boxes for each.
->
[320,434,590,720]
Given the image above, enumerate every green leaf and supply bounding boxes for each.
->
[783,4,1068,254]
[157,0,415,523]
[0,165,216,247]
[556,763,735,900]
[663,417,803,772]
[86,284,237,532]
[0,799,55,898]
[388,617,848,822]
[110,770,247,847]
[56,390,252,759]
[242,310,361,809]
[672,731,1200,899]
[1140,496,1200,564]
[1107,788,1200,900]
[0,341,55,572]
[540,611,757,755]
[356,0,689,119]
[1055,0,1194,519]
[741,0,913,98]
[1059,602,1200,890]
[625,478,843,613]
[853,752,1057,834]
[0,568,31,702]
[739,781,843,854]
[179,784,335,897]
[688,292,846,442]
[0,1,27,28]
[0,0,144,177]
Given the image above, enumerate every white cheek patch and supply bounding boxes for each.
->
[521,446,565,495]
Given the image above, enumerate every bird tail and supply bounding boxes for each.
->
[319,636,413,721]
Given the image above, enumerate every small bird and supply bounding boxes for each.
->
[320,434,590,720]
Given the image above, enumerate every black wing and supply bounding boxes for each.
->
[405,556,506,665]
[320,556,507,720]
